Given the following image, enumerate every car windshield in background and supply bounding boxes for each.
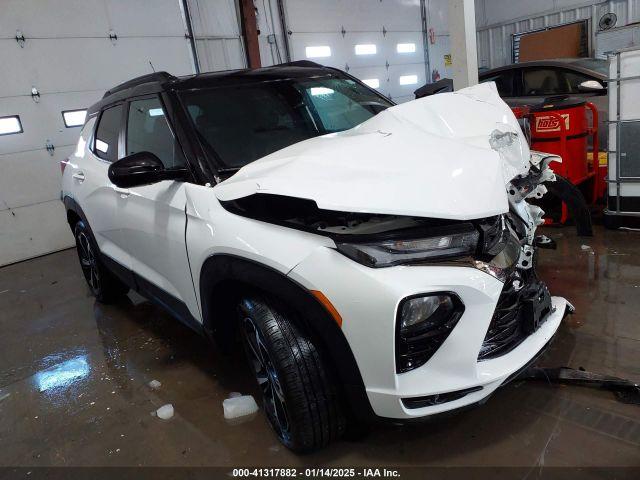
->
[180,76,392,169]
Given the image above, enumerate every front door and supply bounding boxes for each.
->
[115,95,201,323]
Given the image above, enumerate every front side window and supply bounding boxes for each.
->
[126,97,185,169]
[480,71,515,96]
[94,105,123,162]
[180,75,392,169]
[561,70,604,94]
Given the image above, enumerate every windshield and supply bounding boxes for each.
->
[180,75,392,169]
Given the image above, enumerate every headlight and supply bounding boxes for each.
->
[336,230,479,268]
[396,293,464,373]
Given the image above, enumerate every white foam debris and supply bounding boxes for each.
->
[156,403,174,420]
[148,380,162,390]
[228,391,242,398]
[223,395,259,419]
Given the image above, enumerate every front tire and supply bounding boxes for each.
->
[238,297,346,452]
[74,220,128,303]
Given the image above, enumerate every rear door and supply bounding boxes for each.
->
[73,104,131,271]
[116,94,200,322]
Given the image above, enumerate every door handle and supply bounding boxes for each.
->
[72,171,85,182]
[113,186,131,197]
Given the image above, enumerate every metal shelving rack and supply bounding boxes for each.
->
[605,46,640,220]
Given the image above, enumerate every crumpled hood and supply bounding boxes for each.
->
[214,82,530,220]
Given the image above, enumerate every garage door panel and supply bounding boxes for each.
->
[0,38,193,97]
[376,0,423,31]
[387,64,425,102]
[289,33,348,69]
[188,0,241,36]
[195,38,246,72]
[0,0,109,38]
[104,0,186,37]
[0,92,101,155]
[284,0,421,33]
[347,66,389,95]
[0,147,72,210]
[343,32,385,69]
[0,0,186,38]
[285,0,343,32]
[384,32,423,67]
[0,200,73,266]
[284,1,426,105]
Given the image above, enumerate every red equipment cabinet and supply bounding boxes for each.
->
[512,98,601,225]
[529,98,598,187]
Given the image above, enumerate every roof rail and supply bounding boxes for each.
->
[275,60,325,69]
[103,71,176,98]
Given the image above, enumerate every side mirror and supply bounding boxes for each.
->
[108,152,187,188]
[577,80,605,93]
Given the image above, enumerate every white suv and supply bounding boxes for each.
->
[61,63,571,452]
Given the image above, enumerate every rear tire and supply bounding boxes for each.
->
[238,297,346,452]
[74,220,129,303]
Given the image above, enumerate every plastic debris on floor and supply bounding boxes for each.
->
[154,403,174,420]
[223,394,258,419]
[148,379,161,389]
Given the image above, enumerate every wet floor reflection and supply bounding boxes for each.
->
[35,355,90,393]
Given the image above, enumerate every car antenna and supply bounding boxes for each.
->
[149,60,156,72]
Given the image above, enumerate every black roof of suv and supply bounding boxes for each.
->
[89,61,339,115]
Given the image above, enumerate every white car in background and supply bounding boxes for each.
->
[61,63,571,452]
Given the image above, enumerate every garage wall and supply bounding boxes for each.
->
[0,0,199,266]
[475,0,640,69]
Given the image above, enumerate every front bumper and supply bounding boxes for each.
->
[288,246,566,420]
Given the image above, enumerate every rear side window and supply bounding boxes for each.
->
[94,105,123,162]
[522,68,565,95]
[126,97,186,169]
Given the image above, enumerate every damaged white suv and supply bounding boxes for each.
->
[61,62,571,452]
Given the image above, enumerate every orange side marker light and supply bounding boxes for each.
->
[311,290,343,327]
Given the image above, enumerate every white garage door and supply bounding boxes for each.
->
[282,0,427,103]
[187,0,247,72]
[0,0,199,266]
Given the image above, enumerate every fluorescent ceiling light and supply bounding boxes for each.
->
[355,44,377,55]
[306,46,331,58]
[148,108,164,117]
[62,109,87,128]
[397,43,416,53]
[399,74,418,85]
[362,78,380,89]
[0,115,22,135]
[310,87,334,96]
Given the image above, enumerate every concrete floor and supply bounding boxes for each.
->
[0,225,639,468]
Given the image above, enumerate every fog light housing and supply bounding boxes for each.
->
[396,293,464,373]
